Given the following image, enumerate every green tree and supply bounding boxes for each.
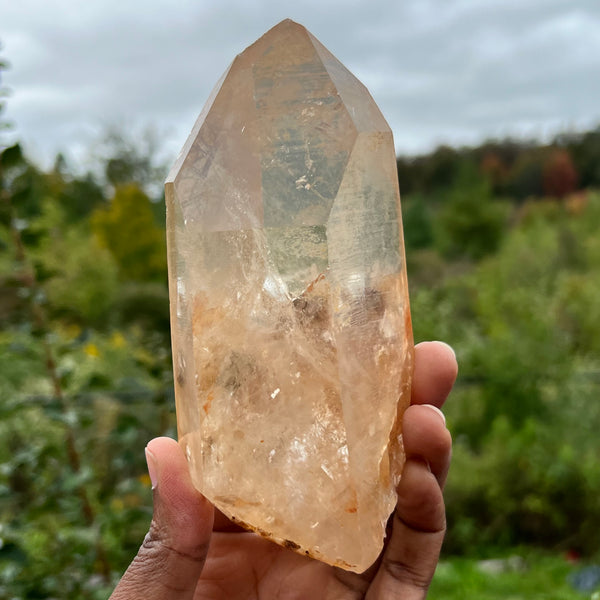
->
[402,194,434,251]
[565,126,600,189]
[58,172,107,222]
[422,145,462,193]
[434,164,508,260]
[36,216,120,325]
[91,183,166,282]
[505,150,546,201]
[99,127,167,196]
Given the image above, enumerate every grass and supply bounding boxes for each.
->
[428,551,600,600]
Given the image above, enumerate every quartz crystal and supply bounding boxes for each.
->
[165,19,413,573]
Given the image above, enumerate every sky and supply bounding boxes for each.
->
[2,0,600,168]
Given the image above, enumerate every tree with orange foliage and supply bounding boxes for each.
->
[543,149,578,198]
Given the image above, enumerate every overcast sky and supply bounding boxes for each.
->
[2,0,600,167]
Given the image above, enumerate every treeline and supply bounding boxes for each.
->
[394,128,600,269]
[397,126,600,201]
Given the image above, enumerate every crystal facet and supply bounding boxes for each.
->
[165,19,413,573]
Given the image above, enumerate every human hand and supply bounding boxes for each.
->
[110,340,457,600]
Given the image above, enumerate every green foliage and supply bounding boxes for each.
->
[396,128,598,204]
[0,144,27,227]
[398,145,463,196]
[563,126,600,189]
[0,126,174,595]
[112,281,170,339]
[411,192,600,555]
[504,149,546,200]
[91,184,167,282]
[99,127,168,193]
[423,145,462,192]
[434,165,508,260]
[402,194,434,252]
[0,143,23,169]
[0,326,173,597]
[22,200,120,326]
[430,552,593,599]
[43,227,120,325]
[58,174,107,222]
[445,412,600,555]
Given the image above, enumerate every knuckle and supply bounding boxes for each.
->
[141,519,209,564]
[394,495,446,534]
[382,556,432,590]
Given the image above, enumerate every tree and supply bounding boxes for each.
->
[58,174,107,222]
[402,195,434,251]
[91,183,167,282]
[434,164,508,260]
[505,150,546,201]
[565,127,600,189]
[98,127,168,197]
[543,149,578,198]
[422,145,462,193]
[0,41,11,147]
[480,151,507,194]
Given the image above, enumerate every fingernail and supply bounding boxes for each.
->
[423,404,446,426]
[145,447,158,490]
[434,341,456,360]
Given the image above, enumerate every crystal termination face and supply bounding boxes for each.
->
[165,19,413,573]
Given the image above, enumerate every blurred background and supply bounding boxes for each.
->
[1,1,599,598]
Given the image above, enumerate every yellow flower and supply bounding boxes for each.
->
[84,343,100,357]
[111,331,127,348]
[138,473,152,488]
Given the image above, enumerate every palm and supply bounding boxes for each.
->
[195,528,370,599]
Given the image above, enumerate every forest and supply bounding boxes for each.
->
[1,61,600,597]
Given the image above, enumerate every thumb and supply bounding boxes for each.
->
[110,437,214,600]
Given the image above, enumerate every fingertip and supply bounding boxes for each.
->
[433,341,456,361]
[146,436,182,460]
[146,437,191,495]
[422,403,446,427]
[419,340,458,380]
[146,437,214,547]
[412,341,458,407]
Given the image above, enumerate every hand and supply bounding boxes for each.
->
[110,341,457,600]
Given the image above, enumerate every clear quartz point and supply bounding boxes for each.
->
[165,18,413,573]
